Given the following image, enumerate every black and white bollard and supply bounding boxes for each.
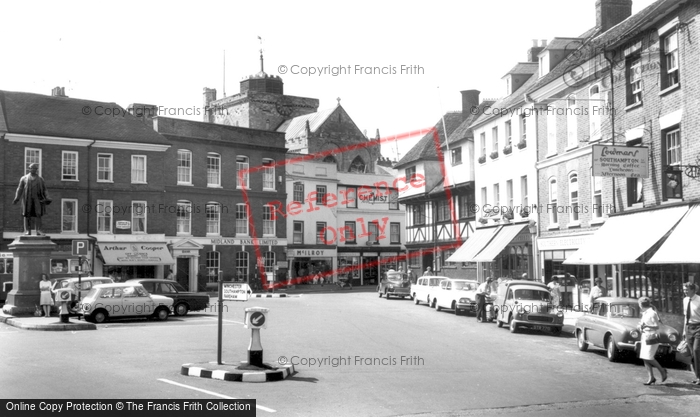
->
[244,307,269,368]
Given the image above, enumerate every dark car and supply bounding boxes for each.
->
[378,271,411,299]
[126,279,209,316]
[574,297,681,362]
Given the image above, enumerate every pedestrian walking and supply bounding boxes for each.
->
[476,278,493,322]
[547,277,561,307]
[637,297,667,385]
[682,282,700,385]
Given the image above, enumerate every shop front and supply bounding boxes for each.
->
[0,252,14,302]
[538,234,594,309]
[288,248,336,285]
[466,222,533,281]
[96,235,174,284]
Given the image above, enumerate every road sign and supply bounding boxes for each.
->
[244,307,269,329]
[72,240,89,256]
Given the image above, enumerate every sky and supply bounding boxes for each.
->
[0,0,657,161]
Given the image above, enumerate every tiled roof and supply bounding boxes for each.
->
[542,37,584,51]
[395,111,466,168]
[0,90,169,144]
[503,62,539,76]
[446,100,496,146]
[470,72,540,128]
[277,106,337,139]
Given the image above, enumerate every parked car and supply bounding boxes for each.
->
[494,280,564,335]
[51,277,114,314]
[378,270,411,299]
[411,276,446,306]
[80,283,173,323]
[574,297,680,362]
[431,278,479,315]
[127,279,209,316]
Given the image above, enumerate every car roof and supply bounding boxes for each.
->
[92,283,146,288]
[126,279,171,283]
[503,280,548,289]
[594,297,642,304]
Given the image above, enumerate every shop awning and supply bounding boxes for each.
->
[648,204,700,264]
[563,205,689,265]
[472,223,529,262]
[97,242,174,265]
[445,227,499,263]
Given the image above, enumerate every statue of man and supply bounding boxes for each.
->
[13,163,51,236]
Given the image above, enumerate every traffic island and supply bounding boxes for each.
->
[181,361,294,382]
[0,315,96,331]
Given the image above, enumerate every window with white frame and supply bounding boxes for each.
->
[207,251,220,282]
[25,148,41,176]
[316,185,327,205]
[97,199,112,233]
[481,187,487,207]
[521,175,528,207]
[61,199,78,233]
[344,221,356,243]
[437,199,450,222]
[451,147,462,165]
[549,179,558,226]
[293,182,304,203]
[264,252,275,271]
[262,159,275,190]
[293,221,304,244]
[97,153,113,182]
[316,222,327,244]
[411,204,425,225]
[368,221,378,243]
[505,121,512,147]
[176,201,191,235]
[132,201,147,233]
[405,166,417,182]
[663,127,683,200]
[263,205,275,236]
[506,179,513,208]
[547,105,557,155]
[520,115,527,144]
[567,95,578,148]
[206,203,220,235]
[390,223,400,244]
[589,85,602,141]
[493,184,500,208]
[389,190,399,210]
[131,155,146,183]
[627,56,643,105]
[480,132,486,157]
[207,153,221,187]
[236,204,249,235]
[491,126,498,153]
[62,151,78,181]
[346,187,357,208]
[569,173,579,224]
[662,29,679,89]
[592,174,603,220]
[235,252,248,281]
[177,150,192,185]
[236,156,249,189]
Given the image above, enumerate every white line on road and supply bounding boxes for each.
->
[203,317,246,325]
[158,378,276,413]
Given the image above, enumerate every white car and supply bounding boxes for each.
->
[81,283,174,323]
[431,279,479,315]
[411,276,446,306]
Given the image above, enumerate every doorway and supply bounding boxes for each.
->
[177,257,190,291]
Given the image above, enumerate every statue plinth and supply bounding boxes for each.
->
[2,235,56,316]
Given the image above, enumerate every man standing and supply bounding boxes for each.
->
[683,282,700,385]
[589,277,606,311]
[423,267,433,277]
[547,277,561,307]
[476,277,493,322]
[13,163,50,236]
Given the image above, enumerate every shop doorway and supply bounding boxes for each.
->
[422,253,433,275]
[177,258,190,291]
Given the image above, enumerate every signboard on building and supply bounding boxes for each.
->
[116,221,131,229]
[592,145,649,178]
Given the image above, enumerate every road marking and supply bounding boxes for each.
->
[203,317,246,325]
[157,378,276,413]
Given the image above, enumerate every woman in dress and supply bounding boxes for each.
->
[39,273,53,318]
[638,296,667,385]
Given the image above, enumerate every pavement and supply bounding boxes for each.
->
[0,311,96,331]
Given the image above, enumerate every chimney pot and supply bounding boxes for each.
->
[532,39,538,47]
[541,39,547,47]
[460,90,480,117]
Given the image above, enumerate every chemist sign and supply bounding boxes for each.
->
[592,145,649,178]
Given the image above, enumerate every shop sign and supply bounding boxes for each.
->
[115,221,131,229]
[592,145,649,178]
[292,249,326,256]
[210,238,279,246]
[0,253,13,259]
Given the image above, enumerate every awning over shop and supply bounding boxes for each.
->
[563,205,688,265]
[648,204,700,264]
[445,227,499,263]
[97,242,175,265]
[472,223,529,262]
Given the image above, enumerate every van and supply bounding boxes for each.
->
[410,276,446,306]
[494,280,564,335]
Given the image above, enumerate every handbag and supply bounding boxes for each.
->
[645,331,660,345]
[677,340,692,357]
[34,305,42,317]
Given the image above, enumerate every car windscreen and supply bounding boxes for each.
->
[387,274,408,282]
[514,289,551,301]
[454,282,477,291]
[609,303,640,318]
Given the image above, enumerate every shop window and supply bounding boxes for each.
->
[235,252,248,281]
[62,151,78,181]
[264,252,275,270]
[207,251,220,283]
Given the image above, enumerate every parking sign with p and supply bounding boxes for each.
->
[72,240,89,256]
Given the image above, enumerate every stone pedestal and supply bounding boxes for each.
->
[2,236,56,316]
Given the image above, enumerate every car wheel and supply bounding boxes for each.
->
[452,302,460,316]
[378,287,382,297]
[413,294,420,305]
[577,330,589,351]
[154,307,169,321]
[93,309,108,324]
[497,319,503,328]
[174,303,189,316]
[551,327,562,337]
[385,290,390,300]
[434,300,441,312]
[509,315,517,333]
[606,335,620,362]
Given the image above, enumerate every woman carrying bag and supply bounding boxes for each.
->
[638,297,667,385]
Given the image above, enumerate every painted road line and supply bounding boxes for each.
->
[157,378,276,413]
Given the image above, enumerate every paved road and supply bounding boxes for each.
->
[2,291,699,416]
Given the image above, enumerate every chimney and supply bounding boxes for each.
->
[596,0,633,32]
[203,87,217,123]
[460,90,480,118]
[527,39,545,63]
[51,87,66,97]
[127,103,158,129]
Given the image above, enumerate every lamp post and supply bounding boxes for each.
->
[527,220,538,282]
